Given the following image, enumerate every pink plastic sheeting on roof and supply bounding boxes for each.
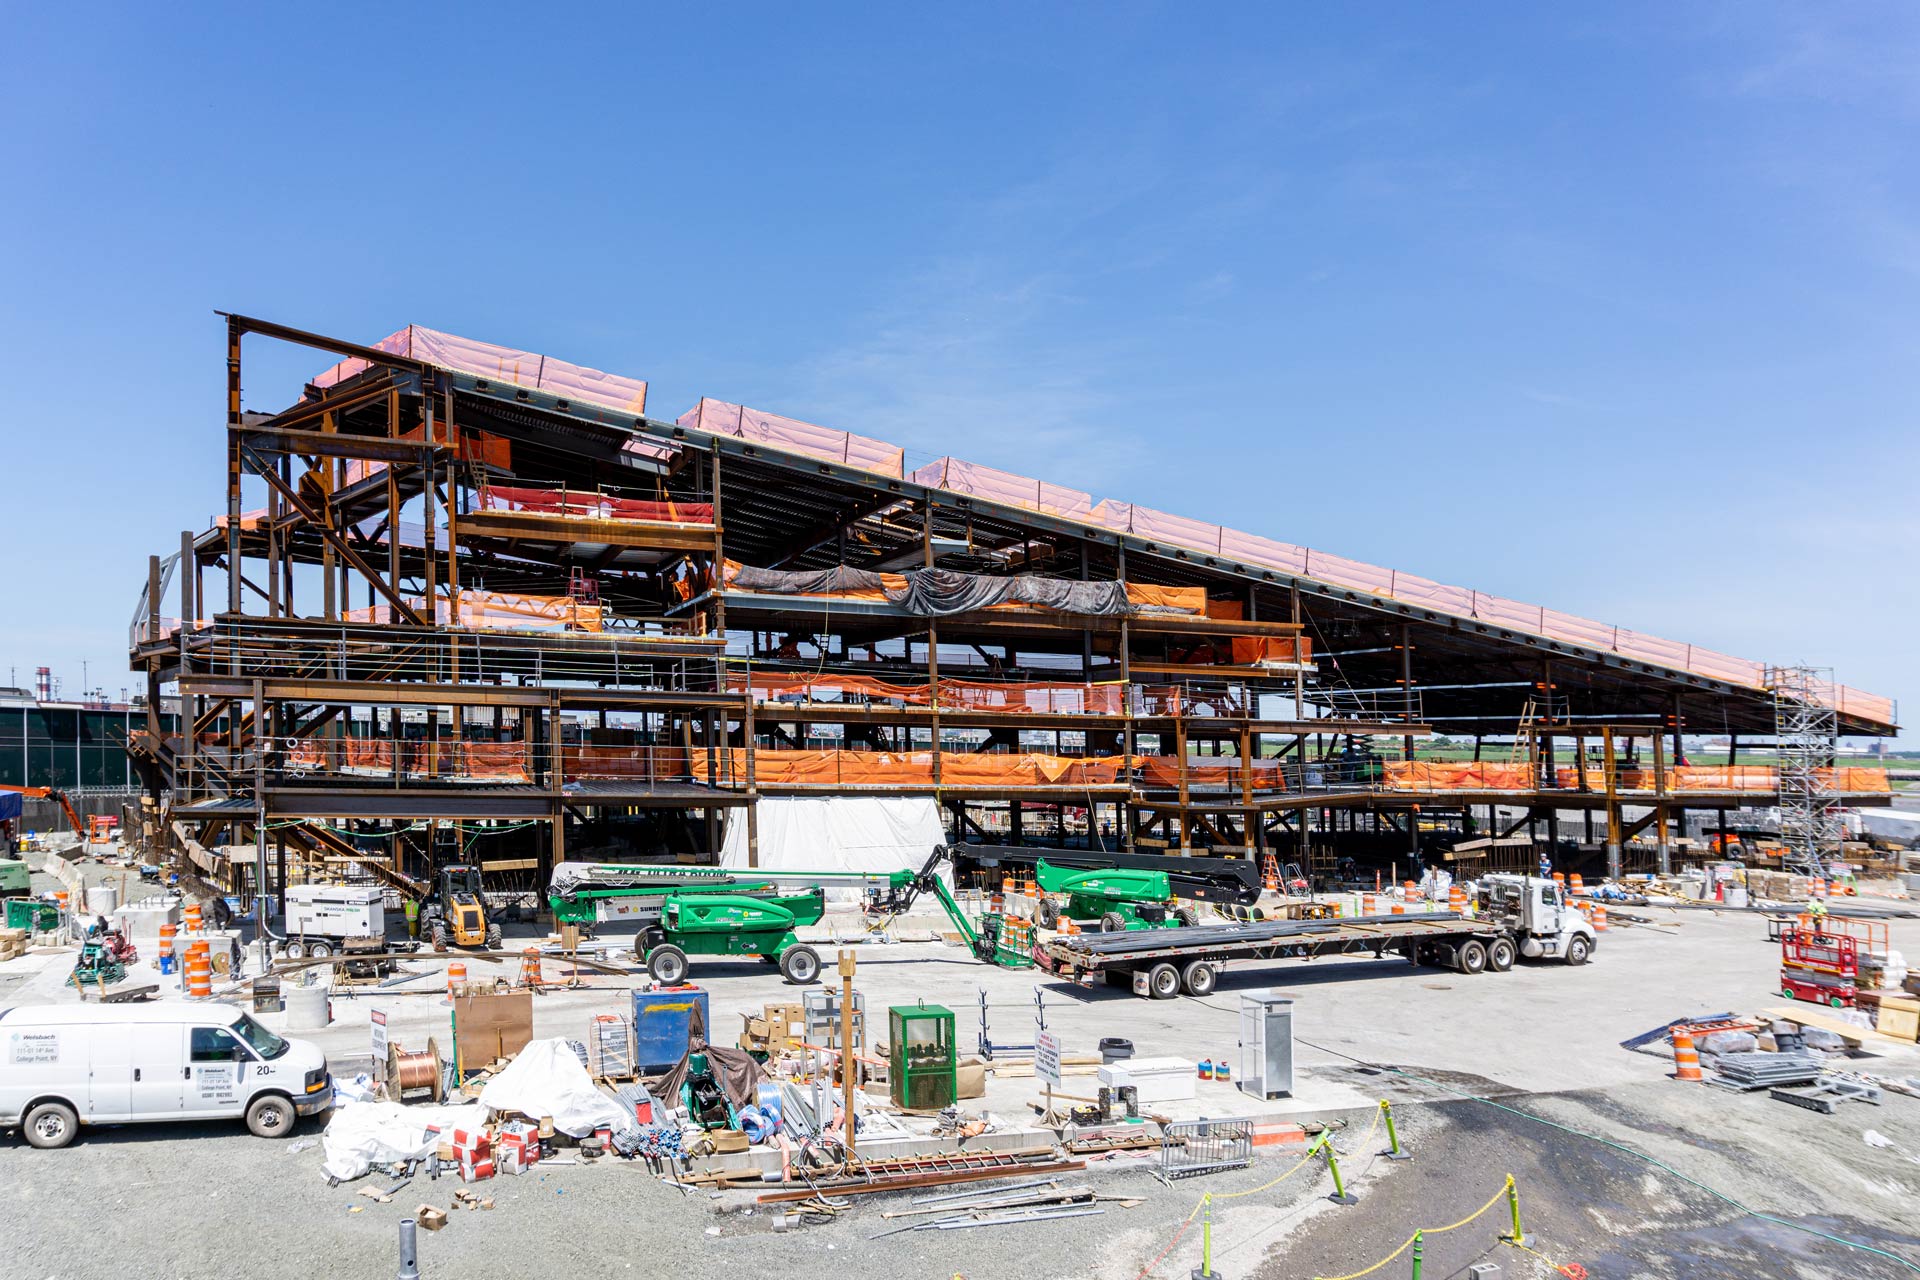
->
[314,326,649,416]
[910,458,1094,520]
[678,398,905,478]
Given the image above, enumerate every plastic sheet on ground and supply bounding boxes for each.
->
[477,1037,636,1137]
[320,1100,488,1183]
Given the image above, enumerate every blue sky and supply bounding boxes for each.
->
[1,5,1913,736]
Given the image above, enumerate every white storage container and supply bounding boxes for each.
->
[1098,1056,1197,1104]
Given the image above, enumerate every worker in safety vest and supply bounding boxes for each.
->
[1537,850,1552,880]
[1806,896,1829,924]
[404,897,420,939]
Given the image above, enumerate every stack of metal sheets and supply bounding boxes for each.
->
[1709,1051,1824,1090]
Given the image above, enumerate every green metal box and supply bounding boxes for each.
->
[888,1001,957,1111]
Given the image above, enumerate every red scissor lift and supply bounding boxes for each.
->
[1780,926,1860,1008]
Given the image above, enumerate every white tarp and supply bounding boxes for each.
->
[320,1100,488,1183]
[719,797,947,900]
[477,1037,635,1137]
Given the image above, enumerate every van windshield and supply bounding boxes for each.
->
[229,1013,289,1060]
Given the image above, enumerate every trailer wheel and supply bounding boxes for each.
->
[1565,935,1592,966]
[779,945,822,985]
[1456,940,1488,974]
[647,944,690,985]
[282,940,307,961]
[1487,937,1517,972]
[1146,963,1181,1000]
[1036,898,1060,929]
[307,940,333,960]
[1101,912,1128,933]
[1181,961,1217,997]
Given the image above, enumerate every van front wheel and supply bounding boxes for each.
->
[23,1101,78,1149]
[246,1094,296,1138]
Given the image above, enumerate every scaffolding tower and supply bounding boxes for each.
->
[1768,665,1841,877]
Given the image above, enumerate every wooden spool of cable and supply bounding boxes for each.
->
[386,1036,444,1103]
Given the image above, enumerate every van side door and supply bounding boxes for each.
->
[183,1025,248,1117]
[127,1023,186,1118]
[84,1025,133,1120]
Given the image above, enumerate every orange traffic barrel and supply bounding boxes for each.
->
[184,941,213,998]
[1810,878,1828,898]
[519,947,543,989]
[157,923,177,955]
[1363,893,1379,916]
[1569,873,1585,896]
[1671,1028,1703,1081]
[183,902,203,934]
[447,961,467,996]
[54,890,70,915]
[1592,905,1609,932]
[1552,872,1566,889]
[1390,903,1406,916]
[1448,885,1467,913]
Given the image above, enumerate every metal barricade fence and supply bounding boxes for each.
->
[1156,1118,1255,1183]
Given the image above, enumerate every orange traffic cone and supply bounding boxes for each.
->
[1672,1028,1703,1082]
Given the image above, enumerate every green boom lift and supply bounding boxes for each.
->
[1032,858,1199,932]
[547,847,1032,986]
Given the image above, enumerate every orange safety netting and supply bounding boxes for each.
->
[344,739,394,772]
[344,589,605,632]
[1230,636,1309,665]
[1124,583,1208,614]
[1383,761,1535,790]
[562,744,692,782]
[343,425,512,487]
[1553,767,1659,790]
[1818,767,1891,793]
[690,749,1131,788]
[732,672,1131,716]
[1665,766,1778,792]
[478,485,714,524]
[1137,757,1293,792]
[462,742,533,782]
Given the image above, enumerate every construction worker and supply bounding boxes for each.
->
[1537,849,1553,881]
[1806,895,1829,924]
[404,896,420,940]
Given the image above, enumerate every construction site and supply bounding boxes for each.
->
[2,314,1916,1280]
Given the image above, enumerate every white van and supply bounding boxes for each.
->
[0,1001,331,1148]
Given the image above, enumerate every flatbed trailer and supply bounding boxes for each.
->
[1036,909,1574,999]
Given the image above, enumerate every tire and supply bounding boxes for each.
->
[1100,912,1128,933]
[1829,996,1846,1009]
[282,940,307,961]
[647,944,690,986]
[1036,898,1061,929]
[779,945,822,985]
[485,923,503,950]
[1781,987,1798,1001]
[1456,940,1488,975]
[245,1094,295,1139]
[22,1101,78,1150]
[1487,937,1517,972]
[1181,961,1217,997]
[1566,935,1592,966]
[431,923,449,949]
[307,941,333,960]
[1146,963,1181,1000]
[1174,906,1199,929]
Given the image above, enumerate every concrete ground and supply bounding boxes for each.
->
[5,853,1920,1278]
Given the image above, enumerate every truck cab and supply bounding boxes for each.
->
[1477,874,1596,964]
